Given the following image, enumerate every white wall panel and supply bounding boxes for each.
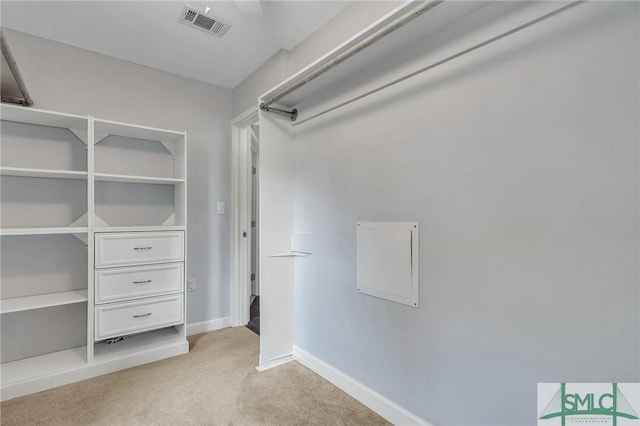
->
[258,109,295,366]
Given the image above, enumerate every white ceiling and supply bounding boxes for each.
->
[0,1,352,89]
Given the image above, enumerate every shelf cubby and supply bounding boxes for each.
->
[0,176,87,228]
[1,105,88,173]
[95,181,179,227]
[94,119,185,181]
[1,303,87,363]
[93,327,184,363]
[1,233,87,298]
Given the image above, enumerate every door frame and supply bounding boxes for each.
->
[230,105,259,327]
[249,130,260,298]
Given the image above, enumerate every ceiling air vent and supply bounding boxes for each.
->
[179,5,231,38]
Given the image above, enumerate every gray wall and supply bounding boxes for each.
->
[2,29,233,324]
[291,2,639,425]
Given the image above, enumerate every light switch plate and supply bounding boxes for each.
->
[217,201,225,214]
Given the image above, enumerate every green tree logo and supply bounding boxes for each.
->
[539,383,639,426]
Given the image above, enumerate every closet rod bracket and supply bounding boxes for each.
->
[260,103,298,122]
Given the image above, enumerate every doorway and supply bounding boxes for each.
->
[230,106,260,330]
[246,125,260,334]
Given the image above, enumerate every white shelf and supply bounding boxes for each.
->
[1,104,88,131]
[268,251,311,257]
[94,225,186,233]
[93,327,185,363]
[94,173,184,185]
[94,118,184,144]
[1,346,87,386]
[0,227,89,236]
[1,290,88,314]
[0,166,87,180]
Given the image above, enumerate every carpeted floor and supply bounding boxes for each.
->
[1,327,390,425]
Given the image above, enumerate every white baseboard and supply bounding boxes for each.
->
[292,346,432,426]
[256,354,294,372]
[186,316,231,336]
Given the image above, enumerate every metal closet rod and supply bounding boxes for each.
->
[259,0,443,116]
[0,30,34,107]
[293,0,584,127]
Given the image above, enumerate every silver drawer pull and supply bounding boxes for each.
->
[133,280,152,285]
[133,312,152,318]
[133,246,152,252]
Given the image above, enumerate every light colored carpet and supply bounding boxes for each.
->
[1,327,390,425]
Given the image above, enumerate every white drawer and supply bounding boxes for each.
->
[95,294,184,341]
[95,232,184,268]
[95,262,184,304]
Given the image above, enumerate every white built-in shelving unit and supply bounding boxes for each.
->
[0,103,188,401]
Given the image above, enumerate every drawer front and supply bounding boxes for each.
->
[95,232,184,268]
[95,294,184,341]
[95,263,184,304]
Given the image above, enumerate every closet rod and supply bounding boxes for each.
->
[0,30,33,107]
[293,1,584,127]
[260,0,443,111]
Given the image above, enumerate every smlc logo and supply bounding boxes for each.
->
[538,383,640,426]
